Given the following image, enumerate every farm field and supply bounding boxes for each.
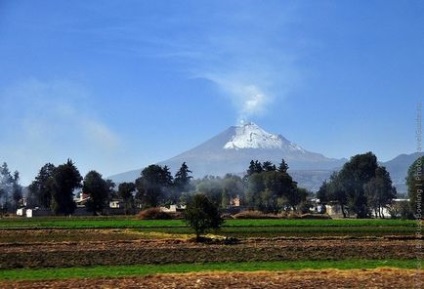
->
[0,216,422,288]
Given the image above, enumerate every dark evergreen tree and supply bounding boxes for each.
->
[173,162,193,202]
[262,161,276,172]
[28,163,56,208]
[278,159,289,173]
[50,159,82,215]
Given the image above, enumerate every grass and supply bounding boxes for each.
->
[0,216,417,229]
[0,260,419,281]
[0,217,418,240]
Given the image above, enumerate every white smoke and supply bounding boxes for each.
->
[205,74,273,123]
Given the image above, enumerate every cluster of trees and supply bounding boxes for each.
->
[0,162,23,215]
[317,152,397,218]
[3,150,423,220]
[244,159,308,213]
[26,161,192,216]
[28,160,84,215]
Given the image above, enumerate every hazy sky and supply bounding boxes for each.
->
[1,0,423,185]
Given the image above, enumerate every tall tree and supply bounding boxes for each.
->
[338,152,379,218]
[364,166,397,218]
[173,162,193,202]
[50,159,82,215]
[326,172,348,218]
[406,156,424,219]
[135,164,173,208]
[83,170,110,215]
[118,182,136,215]
[278,159,289,173]
[28,163,56,208]
[322,152,396,218]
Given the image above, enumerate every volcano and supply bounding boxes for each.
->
[110,122,345,190]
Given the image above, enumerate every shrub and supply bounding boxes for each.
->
[184,194,224,241]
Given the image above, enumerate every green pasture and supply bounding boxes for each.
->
[0,217,417,238]
[0,259,419,281]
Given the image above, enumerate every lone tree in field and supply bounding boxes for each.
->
[183,193,224,241]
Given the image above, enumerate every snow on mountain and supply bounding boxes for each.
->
[223,122,304,151]
[109,122,347,191]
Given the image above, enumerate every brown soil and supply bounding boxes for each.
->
[1,268,423,289]
[0,236,418,269]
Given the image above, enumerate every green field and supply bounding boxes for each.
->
[0,259,418,281]
[0,216,417,238]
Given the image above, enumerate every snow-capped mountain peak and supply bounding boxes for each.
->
[224,122,291,150]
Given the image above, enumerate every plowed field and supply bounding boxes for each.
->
[1,269,423,289]
[0,236,417,269]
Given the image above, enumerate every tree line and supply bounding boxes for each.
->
[2,151,423,218]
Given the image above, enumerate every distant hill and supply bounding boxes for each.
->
[381,152,421,194]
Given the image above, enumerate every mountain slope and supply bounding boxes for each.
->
[109,123,418,193]
[159,122,344,178]
[110,123,344,190]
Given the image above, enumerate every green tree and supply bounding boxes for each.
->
[50,159,82,215]
[364,166,397,218]
[118,182,136,215]
[278,159,289,173]
[406,156,424,219]
[173,162,193,203]
[83,171,110,215]
[183,194,224,241]
[222,174,244,207]
[339,152,379,218]
[28,163,56,208]
[196,176,223,207]
[245,159,302,213]
[135,165,173,208]
[246,160,263,176]
[323,152,396,218]
[326,172,348,218]
[262,161,276,172]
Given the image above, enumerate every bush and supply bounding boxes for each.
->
[137,208,172,220]
[184,194,224,241]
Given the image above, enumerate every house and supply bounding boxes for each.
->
[109,200,124,208]
[160,204,186,213]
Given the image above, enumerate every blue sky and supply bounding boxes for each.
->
[1,0,423,185]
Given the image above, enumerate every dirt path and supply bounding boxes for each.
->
[1,269,423,289]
